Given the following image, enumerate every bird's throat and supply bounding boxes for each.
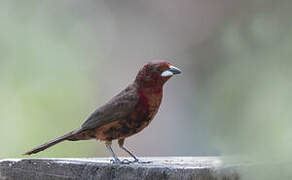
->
[137,87,163,119]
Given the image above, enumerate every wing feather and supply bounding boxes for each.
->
[80,84,139,130]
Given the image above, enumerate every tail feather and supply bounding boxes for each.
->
[23,129,79,155]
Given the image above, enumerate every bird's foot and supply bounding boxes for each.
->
[121,159,133,164]
[110,158,151,164]
[133,158,152,164]
[110,158,121,164]
[110,158,134,164]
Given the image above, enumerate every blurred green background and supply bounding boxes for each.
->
[1,0,292,179]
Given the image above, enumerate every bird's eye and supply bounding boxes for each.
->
[156,66,164,72]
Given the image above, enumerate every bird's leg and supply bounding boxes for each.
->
[118,139,138,163]
[118,139,151,164]
[105,141,121,164]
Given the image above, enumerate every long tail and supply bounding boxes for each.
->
[23,129,80,155]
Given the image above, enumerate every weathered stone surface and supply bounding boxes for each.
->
[0,157,239,180]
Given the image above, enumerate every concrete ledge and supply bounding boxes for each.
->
[0,157,239,180]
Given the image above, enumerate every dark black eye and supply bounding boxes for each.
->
[154,65,162,72]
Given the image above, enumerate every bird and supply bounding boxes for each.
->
[23,60,181,164]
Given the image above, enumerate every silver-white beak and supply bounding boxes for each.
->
[161,65,182,77]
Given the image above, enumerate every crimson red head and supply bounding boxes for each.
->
[135,60,181,88]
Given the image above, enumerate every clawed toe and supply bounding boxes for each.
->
[110,158,152,164]
[132,159,151,164]
[121,159,132,164]
[110,159,134,164]
[110,159,121,164]
[136,160,151,164]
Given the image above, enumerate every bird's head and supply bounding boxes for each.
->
[135,60,181,89]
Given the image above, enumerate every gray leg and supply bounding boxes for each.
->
[121,145,139,162]
[118,139,151,164]
[105,141,121,164]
